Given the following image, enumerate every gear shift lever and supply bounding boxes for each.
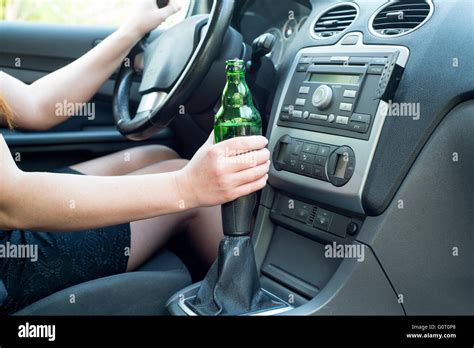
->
[186,192,281,315]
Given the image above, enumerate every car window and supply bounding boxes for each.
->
[0,0,191,29]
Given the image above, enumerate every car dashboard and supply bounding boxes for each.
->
[227,0,474,315]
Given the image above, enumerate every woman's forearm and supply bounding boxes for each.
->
[28,28,140,129]
[0,169,193,232]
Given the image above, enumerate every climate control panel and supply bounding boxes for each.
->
[273,135,356,187]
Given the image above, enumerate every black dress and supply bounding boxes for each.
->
[0,168,131,315]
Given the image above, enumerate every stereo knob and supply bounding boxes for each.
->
[312,85,333,110]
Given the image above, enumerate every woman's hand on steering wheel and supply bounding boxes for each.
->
[121,0,182,39]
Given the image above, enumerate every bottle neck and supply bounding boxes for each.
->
[222,72,253,108]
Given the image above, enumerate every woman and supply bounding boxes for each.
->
[0,0,270,314]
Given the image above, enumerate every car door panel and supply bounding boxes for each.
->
[0,22,176,170]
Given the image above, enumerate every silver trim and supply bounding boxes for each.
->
[310,2,360,41]
[177,289,293,316]
[137,92,168,114]
[268,32,410,214]
[369,0,434,39]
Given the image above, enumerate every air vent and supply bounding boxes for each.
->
[312,3,358,39]
[370,0,433,37]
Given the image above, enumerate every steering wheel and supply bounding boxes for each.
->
[114,0,236,141]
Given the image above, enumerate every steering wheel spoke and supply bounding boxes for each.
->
[136,91,168,120]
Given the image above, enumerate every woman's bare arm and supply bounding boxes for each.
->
[0,0,181,131]
[0,134,271,232]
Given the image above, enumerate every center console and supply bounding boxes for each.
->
[168,33,410,316]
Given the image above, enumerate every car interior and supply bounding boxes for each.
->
[0,0,473,316]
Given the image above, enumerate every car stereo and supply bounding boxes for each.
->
[268,33,410,214]
[278,52,403,140]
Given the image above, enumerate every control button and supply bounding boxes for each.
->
[303,111,310,119]
[291,141,303,154]
[299,57,312,64]
[314,209,333,231]
[300,153,315,164]
[303,143,319,154]
[294,202,312,223]
[351,113,371,124]
[368,65,385,75]
[314,155,327,166]
[328,114,336,123]
[343,90,357,98]
[346,222,359,236]
[298,163,312,176]
[330,56,350,64]
[312,165,324,179]
[312,57,331,64]
[292,110,303,119]
[312,85,333,110]
[280,113,290,121]
[282,105,294,115]
[297,64,309,72]
[288,155,298,169]
[349,122,369,133]
[310,113,328,121]
[295,98,306,106]
[339,103,353,112]
[372,57,388,65]
[317,146,330,157]
[341,35,359,46]
[336,116,349,125]
[299,86,310,95]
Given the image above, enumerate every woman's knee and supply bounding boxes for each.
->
[128,145,180,165]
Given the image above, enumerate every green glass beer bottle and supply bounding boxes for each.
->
[214,59,262,143]
[215,59,263,237]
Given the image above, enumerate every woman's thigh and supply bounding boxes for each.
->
[70,145,179,176]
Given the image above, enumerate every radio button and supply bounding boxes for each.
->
[343,90,357,98]
[317,146,331,157]
[351,113,371,124]
[298,163,312,175]
[280,113,290,121]
[303,111,310,119]
[368,65,385,75]
[310,113,328,121]
[292,141,304,155]
[328,114,336,123]
[292,110,303,118]
[303,143,319,154]
[297,64,309,72]
[336,116,349,125]
[295,98,306,106]
[288,155,298,170]
[339,103,353,112]
[349,122,370,133]
[314,155,327,166]
[300,153,315,164]
[312,166,325,180]
[312,85,333,110]
[299,57,312,64]
[299,86,310,95]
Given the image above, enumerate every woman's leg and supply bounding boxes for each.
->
[70,145,179,176]
[126,160,223,271]
[71,148,223,272]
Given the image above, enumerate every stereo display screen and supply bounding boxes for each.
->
[309,73,360,85]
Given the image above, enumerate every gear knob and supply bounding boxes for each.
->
[221,193,257,236]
